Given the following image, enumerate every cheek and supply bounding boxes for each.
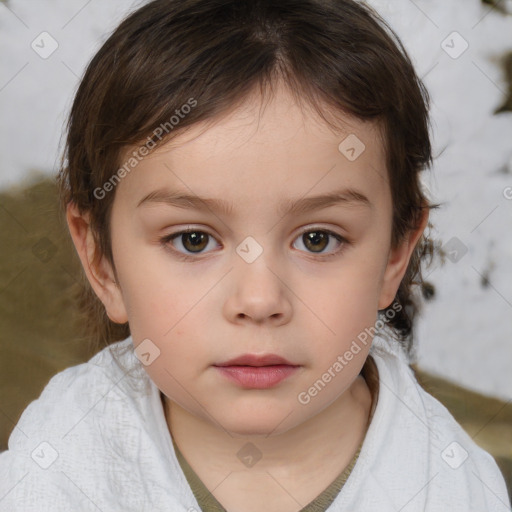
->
[113,249,212,377]
[313,259,385,331]
[123,275,198,344]
[127,300,206,408]
[110,224,197,330]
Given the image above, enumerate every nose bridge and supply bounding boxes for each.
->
[235,235,279,295]
[226,234,292,323]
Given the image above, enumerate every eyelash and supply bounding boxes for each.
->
[159,227,349,262]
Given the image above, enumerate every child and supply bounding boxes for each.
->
[0,0,509,510]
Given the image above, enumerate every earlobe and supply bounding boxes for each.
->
[378,208,429,310]
[65,202,128,324]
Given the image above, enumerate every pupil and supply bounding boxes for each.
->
[304,231,327,252]
[184,232,207,252]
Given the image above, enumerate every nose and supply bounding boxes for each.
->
[223,253,293,326]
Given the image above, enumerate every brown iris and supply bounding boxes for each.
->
[302,231,329,253]
[181,232,209,253]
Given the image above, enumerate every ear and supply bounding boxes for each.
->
[66,202,128,324]
[378,207,429,310]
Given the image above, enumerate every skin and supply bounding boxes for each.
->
[67,83,427,511]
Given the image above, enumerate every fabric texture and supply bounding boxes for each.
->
[0,334,509,511]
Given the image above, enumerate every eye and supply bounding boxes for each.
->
[161,229,219,257]
[292,228,346,257]
[160,227,348,260]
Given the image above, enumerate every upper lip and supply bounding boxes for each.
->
[214,354,298,367]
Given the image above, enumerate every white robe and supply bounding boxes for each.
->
[0,335,509,511]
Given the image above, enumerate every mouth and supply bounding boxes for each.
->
[213,354,300,389]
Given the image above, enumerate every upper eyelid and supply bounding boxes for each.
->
[166,225,345,240]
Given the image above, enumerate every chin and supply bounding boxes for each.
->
[228,422,288,438]
[219,406,301,438]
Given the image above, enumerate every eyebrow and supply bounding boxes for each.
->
[136,187,371,216]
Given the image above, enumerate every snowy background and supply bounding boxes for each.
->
[0,0,511,400]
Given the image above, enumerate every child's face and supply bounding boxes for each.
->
[80,85,419,436]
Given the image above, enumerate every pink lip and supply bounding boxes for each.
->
[216,354,295,367]
[213,354,300,389]
[214,365,299,389]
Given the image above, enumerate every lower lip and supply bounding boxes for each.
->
[214,365,299,389]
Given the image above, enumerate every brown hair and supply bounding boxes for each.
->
[57,0,434,355]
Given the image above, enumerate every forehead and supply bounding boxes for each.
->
[116,86,389,214]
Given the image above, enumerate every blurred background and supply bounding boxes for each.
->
[0,0,511,498]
